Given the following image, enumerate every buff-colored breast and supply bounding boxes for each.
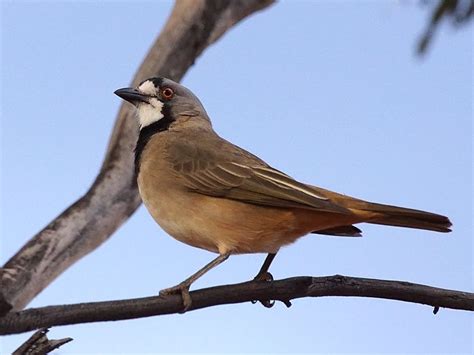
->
[137,132,368,255]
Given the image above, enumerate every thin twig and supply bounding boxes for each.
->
[1,275,472,335]
[12,328,72,354]
[417,0,473,55]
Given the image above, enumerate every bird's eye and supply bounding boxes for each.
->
[161,87,174,100]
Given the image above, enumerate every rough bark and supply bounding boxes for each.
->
[1,275,472,335]
[0,0,275,314]
[12,328,72,354]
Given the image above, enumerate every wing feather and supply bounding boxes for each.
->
[168,138,350,214]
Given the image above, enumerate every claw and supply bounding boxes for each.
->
[157,253,231,313]
[252,271,275,307]
[159,283,193,312]
[261,299,275,308]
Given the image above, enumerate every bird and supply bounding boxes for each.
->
[115,77,452,310]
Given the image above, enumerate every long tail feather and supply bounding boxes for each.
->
[355,202,452,233]
[309,185,452,233]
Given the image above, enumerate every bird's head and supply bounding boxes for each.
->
[115,77,210,131]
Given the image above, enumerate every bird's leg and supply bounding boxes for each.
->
[159,253,230,311]
[254,252,277,281]
[253,252,277,308]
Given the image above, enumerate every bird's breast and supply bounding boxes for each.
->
[135,134,362,255]
[137,167,312,255]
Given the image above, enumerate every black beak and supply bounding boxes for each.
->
[114,87,150,105]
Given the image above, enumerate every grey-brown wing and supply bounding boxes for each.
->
[167,137,351,214]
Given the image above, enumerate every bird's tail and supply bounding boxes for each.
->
[310,186,452,233]
[353,201,452,233]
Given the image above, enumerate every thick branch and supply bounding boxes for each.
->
[0,0,275,314]
[1,275,472,335]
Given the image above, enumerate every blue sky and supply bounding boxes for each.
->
[1,1,472,354]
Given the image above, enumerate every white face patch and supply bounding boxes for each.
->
[138,80,157,96]
[137,98,164,129]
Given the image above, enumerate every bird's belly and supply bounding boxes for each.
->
[138,184,314,255]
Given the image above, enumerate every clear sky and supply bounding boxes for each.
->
[1,1,472,354]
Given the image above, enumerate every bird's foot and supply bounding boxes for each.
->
[252,271,275,308]
[253,271,273,282]
[159,282,192,312]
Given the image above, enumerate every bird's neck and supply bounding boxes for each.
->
[135,119,172,176]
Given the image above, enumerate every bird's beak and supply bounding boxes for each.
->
[114,87,150,106]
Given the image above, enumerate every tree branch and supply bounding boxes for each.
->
[12,328,72,354]
[0,0,275,315]
[417,0,474,55]
[1,275,472,335]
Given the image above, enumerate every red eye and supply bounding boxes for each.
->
[161,87,174,100]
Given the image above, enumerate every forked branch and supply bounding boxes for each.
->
[12,328,72,354]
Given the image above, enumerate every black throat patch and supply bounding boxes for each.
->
[134,103,173,177]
